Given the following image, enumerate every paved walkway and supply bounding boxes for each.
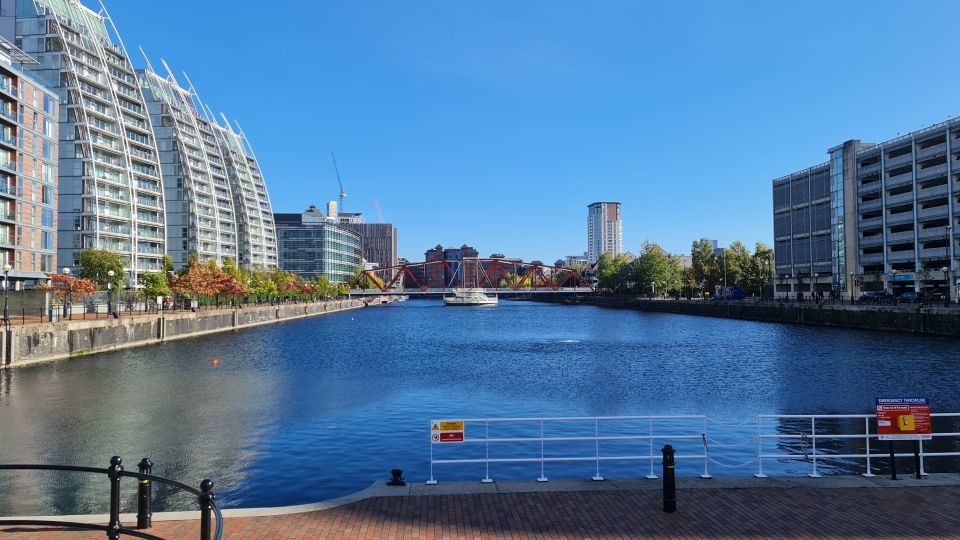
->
[2,477,959,539]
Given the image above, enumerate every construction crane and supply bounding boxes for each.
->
[373,197,385,224]
[330,152,347,211]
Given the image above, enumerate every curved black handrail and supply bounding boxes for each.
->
[0,459,223,540]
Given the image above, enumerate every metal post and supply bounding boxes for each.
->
[592,418,603,481]
[198,479,214,540]
[919,439,927,476]
[426,431,436,485]
[863,417,875,477]
[537,420,547,482]
[755,416,767,478]
[662,445,676,513]
[808,417,821,478]
[913,440,922,480]
[107,456,123,540]
[889,441,897,480]
[137,458,153,529]
[482,421,492,483]
[646,418,657,479]
[700,418,712,479]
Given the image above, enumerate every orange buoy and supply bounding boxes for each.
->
[211,359,220,366]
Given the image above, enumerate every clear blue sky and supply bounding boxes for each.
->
[107,0,959,263]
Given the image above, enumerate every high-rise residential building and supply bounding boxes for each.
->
[3,0,168,283]
[137,65,238,269]
[0,41,59,287]
[210,120,277,269]
[772,118,960,301]
[274,205,361,283]
[587,202,622,264]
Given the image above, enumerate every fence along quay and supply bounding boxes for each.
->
[426,413,960,483]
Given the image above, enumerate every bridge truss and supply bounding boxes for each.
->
[350,258,593,294]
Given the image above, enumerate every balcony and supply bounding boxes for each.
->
[0,133,16,150]
[0,209,15,222]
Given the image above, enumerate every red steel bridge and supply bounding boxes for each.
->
[349,258,593,296]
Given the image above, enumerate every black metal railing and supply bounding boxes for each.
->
[0,456,222,539]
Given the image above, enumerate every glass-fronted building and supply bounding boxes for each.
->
[274,206,361,283]
[138,66,238,268]
[3,0,167,284]
[0,44,59,287]
[772,118,960,301]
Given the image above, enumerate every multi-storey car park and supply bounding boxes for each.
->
[0,39,59,288]
[138,62,239,269]
[772,118,960,301]
[3,0,168,285]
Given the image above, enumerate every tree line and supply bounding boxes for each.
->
[593,238,774,297]
[40,249,350,305]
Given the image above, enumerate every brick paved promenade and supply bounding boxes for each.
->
[2,477,959,539]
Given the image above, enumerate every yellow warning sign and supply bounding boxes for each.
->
[439,421,464,431]
[431,423,440,431]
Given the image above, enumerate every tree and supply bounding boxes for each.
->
[77,249,125,290]
[747,242,774,297]
[723,241,752,289]
[248,270,278,299]
[39,274,97,303]
[595,252,629,292]
[632,242,670,296]
[691,238,718,293]
[140,272,171,300]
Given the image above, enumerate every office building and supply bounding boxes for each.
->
[274,205,361,283]
[138,65,238,269]
[3,0,168,283]
[772,118,960,300]
[0,41,59,287]
[587,202,622,264]
[325,201,397,280]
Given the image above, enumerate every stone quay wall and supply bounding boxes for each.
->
[2,299,374,369]
[531,296,960,336]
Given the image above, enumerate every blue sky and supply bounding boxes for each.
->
[106,1,959,263]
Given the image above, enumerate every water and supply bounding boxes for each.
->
[1,299,959,515]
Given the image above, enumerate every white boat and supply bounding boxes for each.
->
[443,288,498,306]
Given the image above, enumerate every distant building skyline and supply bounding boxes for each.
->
[587,202,623,264]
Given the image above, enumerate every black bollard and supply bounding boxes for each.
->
[662,445,676,513]
[137,458,153,529]
[107,456,123,540]
[387,468,406,486]
[889,441,897,480]
[198,479,215,540]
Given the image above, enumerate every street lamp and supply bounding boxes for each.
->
[2,263,10,325]
[941,266,950,307]
[107,269,115,316]
[62,267,72,319]
[849,272,855,304]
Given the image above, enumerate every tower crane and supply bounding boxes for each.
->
[330,152,347,211]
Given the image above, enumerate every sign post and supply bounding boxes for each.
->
[876,398,932,480]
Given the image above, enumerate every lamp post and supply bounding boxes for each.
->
[941,266,950,307]
[2,263,10,325]
[849,272,856,304]
[62,267,72,319]
[107,269,115,316]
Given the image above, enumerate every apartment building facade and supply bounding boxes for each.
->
[4,0,167,284]
[587,202,622,264]
[772,118,960,300]
[138,67,239,269]
[0,43,58,287]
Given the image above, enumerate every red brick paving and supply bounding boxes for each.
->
[2,486,959,539]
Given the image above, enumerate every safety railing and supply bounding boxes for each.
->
[0,456,222,539]
[755,413,960,478]
[427,416,711,484]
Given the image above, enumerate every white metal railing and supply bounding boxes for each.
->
[427,413,960,484]
[427,416,711,485]
[755,413,960,478]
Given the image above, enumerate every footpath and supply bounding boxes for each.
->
[2,475,959,539]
